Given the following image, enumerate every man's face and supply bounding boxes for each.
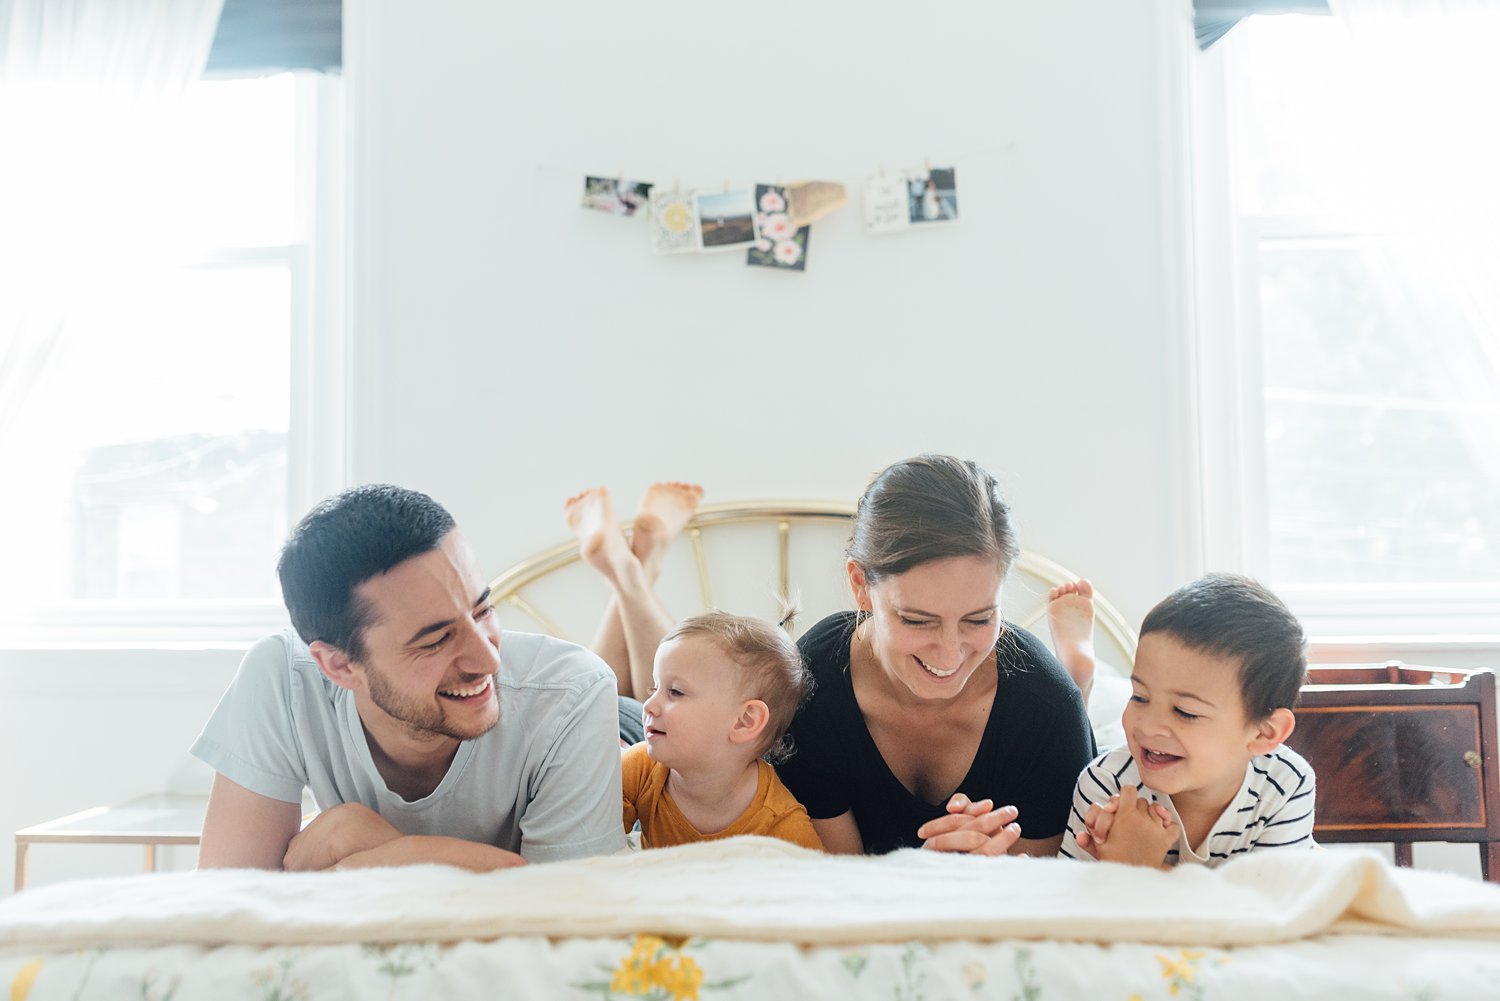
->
[349,531,502,743]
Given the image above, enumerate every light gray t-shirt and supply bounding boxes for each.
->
[191,628,626,863]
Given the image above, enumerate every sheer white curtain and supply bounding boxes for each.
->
[1325,0,1500,481]
[0,0,225,441]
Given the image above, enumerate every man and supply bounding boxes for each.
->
[193,484,626,870]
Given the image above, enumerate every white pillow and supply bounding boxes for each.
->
[1088,668,1130,752]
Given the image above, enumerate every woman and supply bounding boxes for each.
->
[774,455,1095,856]
[568,457,1096,856]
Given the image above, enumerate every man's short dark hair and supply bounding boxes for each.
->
[277,484,456,661]
[1139,573,1307,720]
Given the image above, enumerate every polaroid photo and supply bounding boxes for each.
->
[649,188,702,255]
[747,184,810,272]
[863,174,911,235]
[695,188,760,251]
[907,167,958,224]
[582,176,654,216]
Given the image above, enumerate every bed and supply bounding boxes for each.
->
[3,839,1499,999]
[4,501,1498,999]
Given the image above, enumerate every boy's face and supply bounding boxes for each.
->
[1123,631,1275,810]
[641,635,749,770]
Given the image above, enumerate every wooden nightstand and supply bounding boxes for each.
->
[1284,663,1499,882]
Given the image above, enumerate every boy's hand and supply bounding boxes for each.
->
[916,793,1023,856]
[1092,786,1178,869]
[1073,793,1120,857]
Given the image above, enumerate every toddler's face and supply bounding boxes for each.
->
[641,635,747,769]
[1122,632,1266,810]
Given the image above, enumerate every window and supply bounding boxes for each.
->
[1196,14,1500,635]
[0,72,344,644]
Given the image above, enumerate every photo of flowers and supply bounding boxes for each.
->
[582,176,654,216]
[907,167,957,223]
[747,184,810,271]
[694,188,759,251]
[649,188,701,255]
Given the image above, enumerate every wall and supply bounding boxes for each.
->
[344,0,1200,622]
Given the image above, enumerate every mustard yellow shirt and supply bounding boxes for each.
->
[621,742,824,851]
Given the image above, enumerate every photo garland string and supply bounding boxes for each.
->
[580,166,960,273]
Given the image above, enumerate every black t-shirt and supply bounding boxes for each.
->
[776,611,1096,855]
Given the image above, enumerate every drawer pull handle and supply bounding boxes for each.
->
[1465,750,1481,768]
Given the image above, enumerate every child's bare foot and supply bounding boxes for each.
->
[1047,579,1097,696]
[565,487,639,585]
[630,481,704,577]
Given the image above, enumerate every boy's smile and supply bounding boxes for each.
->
[1123,632,1272,812]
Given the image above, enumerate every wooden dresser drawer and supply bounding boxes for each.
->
[1283,664,1499,882]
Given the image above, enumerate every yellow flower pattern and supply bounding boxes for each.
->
[608,934,707,1001]
[9,959,43,1001]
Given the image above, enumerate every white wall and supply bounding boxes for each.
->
[344,0,1200,625]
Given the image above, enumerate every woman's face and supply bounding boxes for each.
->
[850,554,1005,702]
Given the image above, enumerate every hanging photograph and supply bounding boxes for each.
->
[747,184,810,271]
[695,188,759,251]
[785,180,848,228]
[862,174,910,235]
[582,176,654,216]
[649,188,702,255]
[907,167,958,223]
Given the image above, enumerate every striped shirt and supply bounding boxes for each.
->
[1059,744,1316,867]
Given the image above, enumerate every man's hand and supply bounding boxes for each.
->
[1092,786,1178,869]
[283,803,401,872]
[336,836,527,872]
[916,793,1024,856]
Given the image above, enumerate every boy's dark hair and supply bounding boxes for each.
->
[663,610,813,764]
[1140,573,1307,720]
[277,484,456,662]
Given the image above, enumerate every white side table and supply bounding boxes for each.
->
[14,793,208,891]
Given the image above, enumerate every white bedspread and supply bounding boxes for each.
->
[2,838,1497,952]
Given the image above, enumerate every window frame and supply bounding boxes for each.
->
[1191,21,1500,646]
[2,71,346,647]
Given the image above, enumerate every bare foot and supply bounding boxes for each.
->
[564,487,639,585]
[630,481,704,577]
[1047,579,1097,697]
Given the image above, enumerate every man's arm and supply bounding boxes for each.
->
[335,836,526,872]
[282,803,525,872]
[198,773,301,870]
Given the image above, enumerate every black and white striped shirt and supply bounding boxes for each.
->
[1059,744,1316,867]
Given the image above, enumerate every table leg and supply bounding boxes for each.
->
[1394,842,1414,868]
[14,842,28,892]
[1483,841,1498,883]
[144,843,156,873]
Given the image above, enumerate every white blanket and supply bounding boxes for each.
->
[2,838,1497,952]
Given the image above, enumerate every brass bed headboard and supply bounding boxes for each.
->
[488,500,1138,670]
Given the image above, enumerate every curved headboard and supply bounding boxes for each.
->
[488,500,1137,673]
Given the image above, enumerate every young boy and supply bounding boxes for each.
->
[623,611,824,851]
[1058,573,1315,869]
